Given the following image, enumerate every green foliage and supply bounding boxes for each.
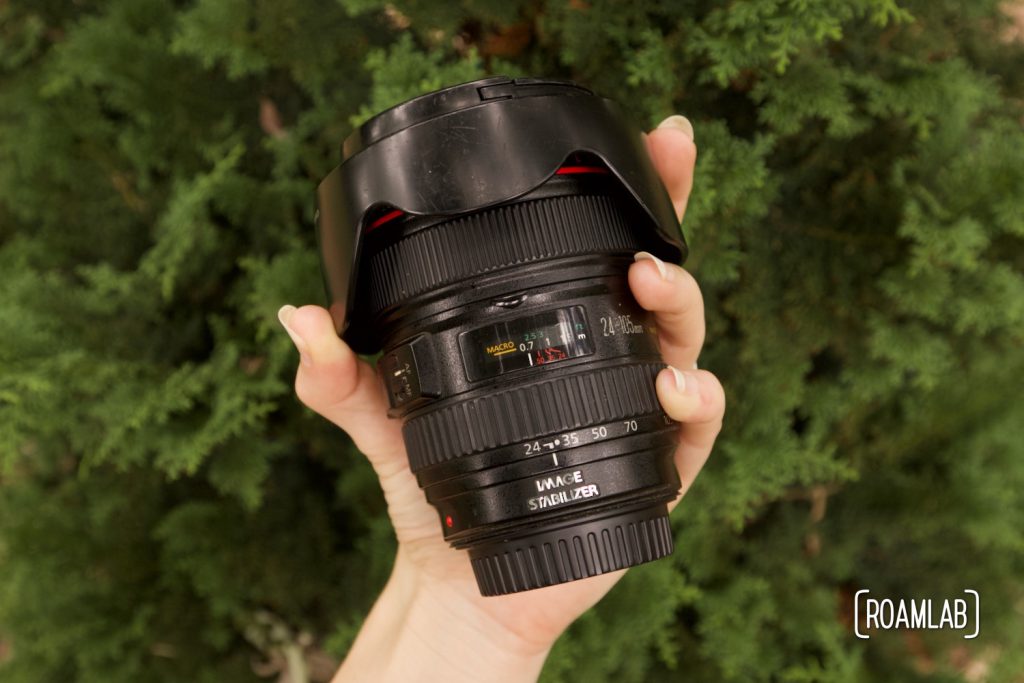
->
[350,32,484,126]
[1,0,1022,681]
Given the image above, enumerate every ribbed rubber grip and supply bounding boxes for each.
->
[470,505,673,596]
[403,363,664,473]
[366,193,643,314]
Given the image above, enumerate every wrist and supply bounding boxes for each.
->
[334,550,553,682]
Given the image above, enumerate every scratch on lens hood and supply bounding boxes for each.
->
[316,76,686,354]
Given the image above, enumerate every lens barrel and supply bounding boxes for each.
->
[316,78,688,595]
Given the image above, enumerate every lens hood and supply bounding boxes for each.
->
[316,76,686,353]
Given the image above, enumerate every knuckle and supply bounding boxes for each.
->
[293,371,317,408]
[675,267,703,303]
[700,370,727,418]
[705,417,724,444]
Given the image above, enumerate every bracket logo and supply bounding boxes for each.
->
[854,589,979,639]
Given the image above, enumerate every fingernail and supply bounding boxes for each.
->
[277,305,311,365]
[657,114,694,141]
[634,251,673,281]
[669,365,700,396]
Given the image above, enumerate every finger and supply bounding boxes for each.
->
[645,115,697,221]
[278,304,406,477]
[628,253,705,370]
[653,366,726,510]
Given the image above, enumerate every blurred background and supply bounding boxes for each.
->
[1,1,1023,681]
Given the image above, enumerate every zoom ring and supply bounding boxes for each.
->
[367,193,643,314]
[470,508,673,596]
[403,363,664,472]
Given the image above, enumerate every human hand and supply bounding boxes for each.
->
[278,114,726,682]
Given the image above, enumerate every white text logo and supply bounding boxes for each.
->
[854,589,979,639]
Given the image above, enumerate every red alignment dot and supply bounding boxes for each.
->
[445,515,454,528]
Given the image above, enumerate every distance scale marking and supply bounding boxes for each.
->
[459,306,595,382]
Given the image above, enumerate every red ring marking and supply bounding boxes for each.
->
[555,165,609,175]
[367,208,404,232]
[365,166,605,233]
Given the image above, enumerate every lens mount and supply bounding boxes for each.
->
[470,503,673,596]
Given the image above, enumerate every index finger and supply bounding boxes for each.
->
[628,255,705,371]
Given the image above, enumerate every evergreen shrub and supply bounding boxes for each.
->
[1,1,1022,680]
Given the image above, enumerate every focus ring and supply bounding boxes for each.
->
[469,506,673,596]
[367,193,643,314]
[403,363,664,472]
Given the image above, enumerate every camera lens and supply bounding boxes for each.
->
[316,77,688,596]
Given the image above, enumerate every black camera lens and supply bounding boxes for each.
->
[316,77,688,596]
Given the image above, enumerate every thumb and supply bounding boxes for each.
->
[277,304,407,477]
